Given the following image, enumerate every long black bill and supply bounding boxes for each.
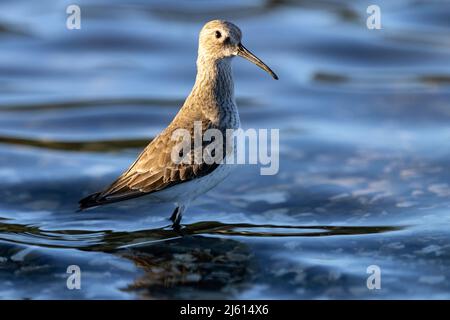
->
[237,43,278,80]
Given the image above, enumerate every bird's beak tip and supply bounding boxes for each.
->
[237,43,278,81]
[267,70,278,80]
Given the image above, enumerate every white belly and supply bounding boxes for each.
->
[150,111,240,205]
[147,133,239,204]
[149,163,235,204]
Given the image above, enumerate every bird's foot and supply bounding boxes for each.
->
[171,222,185,236]
[169,205,186,235]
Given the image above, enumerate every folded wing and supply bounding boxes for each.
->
[79,117,223,210]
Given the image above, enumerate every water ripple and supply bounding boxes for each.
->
[0,220,404,252]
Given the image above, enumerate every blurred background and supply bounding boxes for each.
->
[0,0,449,299]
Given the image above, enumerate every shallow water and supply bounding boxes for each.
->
[1,0,450,299]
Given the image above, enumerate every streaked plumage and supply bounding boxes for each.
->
[79,20,278,228]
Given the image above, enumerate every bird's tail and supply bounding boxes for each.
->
[78,192,103,211]
[78,189,146,211]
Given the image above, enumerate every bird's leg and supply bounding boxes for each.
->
[170,204,186,230]
[172,209,183,229]
[170,207,180,223]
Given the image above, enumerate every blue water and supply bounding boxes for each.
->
[1,0,450,299]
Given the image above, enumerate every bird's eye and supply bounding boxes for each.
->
[215,31,222,39]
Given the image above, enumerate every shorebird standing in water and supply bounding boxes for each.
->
[79,20,278,229]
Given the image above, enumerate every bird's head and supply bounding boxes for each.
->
[198,20,278,80]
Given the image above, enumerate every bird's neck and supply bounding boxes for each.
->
[191,56,235,112]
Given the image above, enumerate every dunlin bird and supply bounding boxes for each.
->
[79,20,278,228]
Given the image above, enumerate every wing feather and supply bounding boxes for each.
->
[79,116,224,209]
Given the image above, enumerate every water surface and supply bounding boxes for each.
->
[1,0,450,299]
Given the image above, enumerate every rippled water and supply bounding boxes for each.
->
[1,0,450,299]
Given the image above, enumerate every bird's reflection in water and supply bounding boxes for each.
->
[120,235,254,299]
